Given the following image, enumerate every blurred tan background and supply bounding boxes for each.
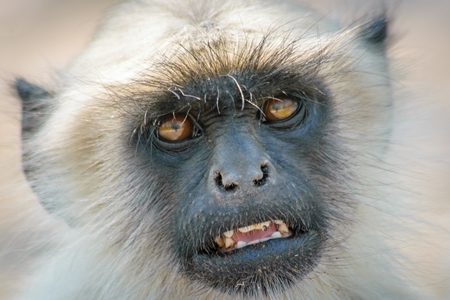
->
[0,0,449,299]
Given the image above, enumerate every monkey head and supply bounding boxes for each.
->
[17,1,410,299]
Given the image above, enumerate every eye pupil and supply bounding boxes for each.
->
[157,113,194,141]
[171,123,180,130]
[262,96,299,122]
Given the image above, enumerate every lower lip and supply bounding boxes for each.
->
[218,232,310,259]
[185,230,320,292]
[193,230,316,266]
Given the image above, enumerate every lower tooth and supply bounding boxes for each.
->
[237,241,247,249]
[271,231,282,238]
[278,223,289,234]
[247,239,260,246]
[215,236,225,248]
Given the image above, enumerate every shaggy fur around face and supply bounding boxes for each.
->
[18,0,431,299]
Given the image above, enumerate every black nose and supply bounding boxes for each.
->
[208,126,272,196]
[213,163,269,192]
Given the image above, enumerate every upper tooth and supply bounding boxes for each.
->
[238,221,272,233]
[278,223,289,234]
[224,230,234,238]
[238,225,254,233]
[225,237,234,249]
[274,220,283,225]
[260,221,270,230]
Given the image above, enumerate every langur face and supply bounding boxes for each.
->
[19,1,393,297]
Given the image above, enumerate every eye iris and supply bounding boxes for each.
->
[263,98,298,121]
[157,113,193,141]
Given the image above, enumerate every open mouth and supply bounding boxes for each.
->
[214,220,292,251]
[181,213,323,296]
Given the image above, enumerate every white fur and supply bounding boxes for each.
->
[18,0,441,299]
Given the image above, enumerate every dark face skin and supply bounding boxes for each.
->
[130,71,341,295]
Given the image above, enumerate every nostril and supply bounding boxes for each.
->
[224,182,238,191]
[214,172,223,187]
[214,172,239,192]
[253,164,269,186]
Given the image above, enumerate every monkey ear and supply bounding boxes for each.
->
[16,79,62,218]
[359,16,389,47]
[15,78,52,137]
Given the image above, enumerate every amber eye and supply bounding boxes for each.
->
[157,113,194,141]
[262,97,299,122]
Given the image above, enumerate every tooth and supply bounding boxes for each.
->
[239,221,273,233]
[224,230,234,238]
[247,239,260,246]
[215,236,225,248]
[260,238,270,242]
[237,241,247,249]
[225,237,235,249]
[260,221,270,231]
[278,222,289,234]
[271,231,282,238]
[238,225,254,233]
[274,220,283,225]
